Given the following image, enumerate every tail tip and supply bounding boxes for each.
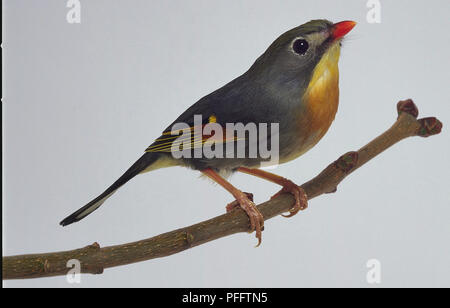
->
[59,216,77,227]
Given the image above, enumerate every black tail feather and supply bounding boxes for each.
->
[60,152,160,226]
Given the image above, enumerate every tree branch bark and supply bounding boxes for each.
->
[2,99,442,280]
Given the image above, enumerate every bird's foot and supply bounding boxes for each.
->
[226,192,253,212]
[229,191,264,247]
[271,179,308,218]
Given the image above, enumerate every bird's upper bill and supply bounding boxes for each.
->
[331,21,356,40]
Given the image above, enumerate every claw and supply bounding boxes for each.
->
[232,191,264,246]
[271,180,308,218]
[226,192,253,213]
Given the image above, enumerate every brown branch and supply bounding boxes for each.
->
[2,99,442,280]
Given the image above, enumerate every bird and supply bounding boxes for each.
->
[60,19,356,246]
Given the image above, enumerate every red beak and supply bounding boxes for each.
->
[331,21,356,40]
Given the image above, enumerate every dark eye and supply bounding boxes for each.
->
[292,39,309,55]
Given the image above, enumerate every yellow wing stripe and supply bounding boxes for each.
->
[146,136,243,153]
[146,134,203,150]
[146,114,247,153]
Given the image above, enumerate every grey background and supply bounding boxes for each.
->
[3,0,449,287]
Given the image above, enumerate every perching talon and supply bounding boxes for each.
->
[270,180,308,217]
[226,192,254,213]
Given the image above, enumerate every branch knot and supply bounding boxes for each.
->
[334,151,359,173]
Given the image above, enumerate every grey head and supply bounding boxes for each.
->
[247,19,339,89]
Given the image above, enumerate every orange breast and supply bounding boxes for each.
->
[293,42,341,159]
[304,64,339,142]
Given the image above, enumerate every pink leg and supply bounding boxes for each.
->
[202,169,264,246]
[237,167,308,217]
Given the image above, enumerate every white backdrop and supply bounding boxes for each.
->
[3,0,450,287]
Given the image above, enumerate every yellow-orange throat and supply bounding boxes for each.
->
[303,42,341,137]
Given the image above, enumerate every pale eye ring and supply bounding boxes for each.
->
[291,38,309,55]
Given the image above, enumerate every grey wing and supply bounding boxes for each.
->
[146,73,292,169]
